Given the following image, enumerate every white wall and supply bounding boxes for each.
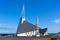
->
[17,31,36,36]
[17,33,27,36]
[44,31,48,36]
[17,30,41,37]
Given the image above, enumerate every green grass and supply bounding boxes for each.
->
[35,38,50,40]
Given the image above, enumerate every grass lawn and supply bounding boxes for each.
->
[35,38,50,40]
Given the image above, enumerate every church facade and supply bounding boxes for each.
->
[16,5,48,37]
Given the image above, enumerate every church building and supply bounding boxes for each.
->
[16,5,48,37]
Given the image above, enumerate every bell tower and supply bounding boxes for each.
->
[36,16,40,37]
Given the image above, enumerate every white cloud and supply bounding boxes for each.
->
[0,23,16,33]
[0,24,2,26]
[0,24,7,26]
[0,29,16,34]
[53,19,60,24]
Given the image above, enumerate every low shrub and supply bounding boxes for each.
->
[51,38,57,40]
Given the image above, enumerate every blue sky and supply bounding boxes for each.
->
[0,0,60,34]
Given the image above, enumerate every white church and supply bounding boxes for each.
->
[16,5,48,37]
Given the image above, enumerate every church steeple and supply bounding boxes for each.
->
[36,16,40,37]
[36,16,39,27]
[22,4,25,18]
[21,4,25,23]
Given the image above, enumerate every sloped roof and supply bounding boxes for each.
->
[17,17,37,34]
[39,28,47,34]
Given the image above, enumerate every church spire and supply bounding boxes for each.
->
[22,4,25,18]
[36,16,40,37]
[36,16,39,30]
[21,4,25,23]
[36,16,38,27]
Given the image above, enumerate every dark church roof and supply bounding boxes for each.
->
[17,17,47,34]
[17,17,37,34]
[39,28,47,34]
